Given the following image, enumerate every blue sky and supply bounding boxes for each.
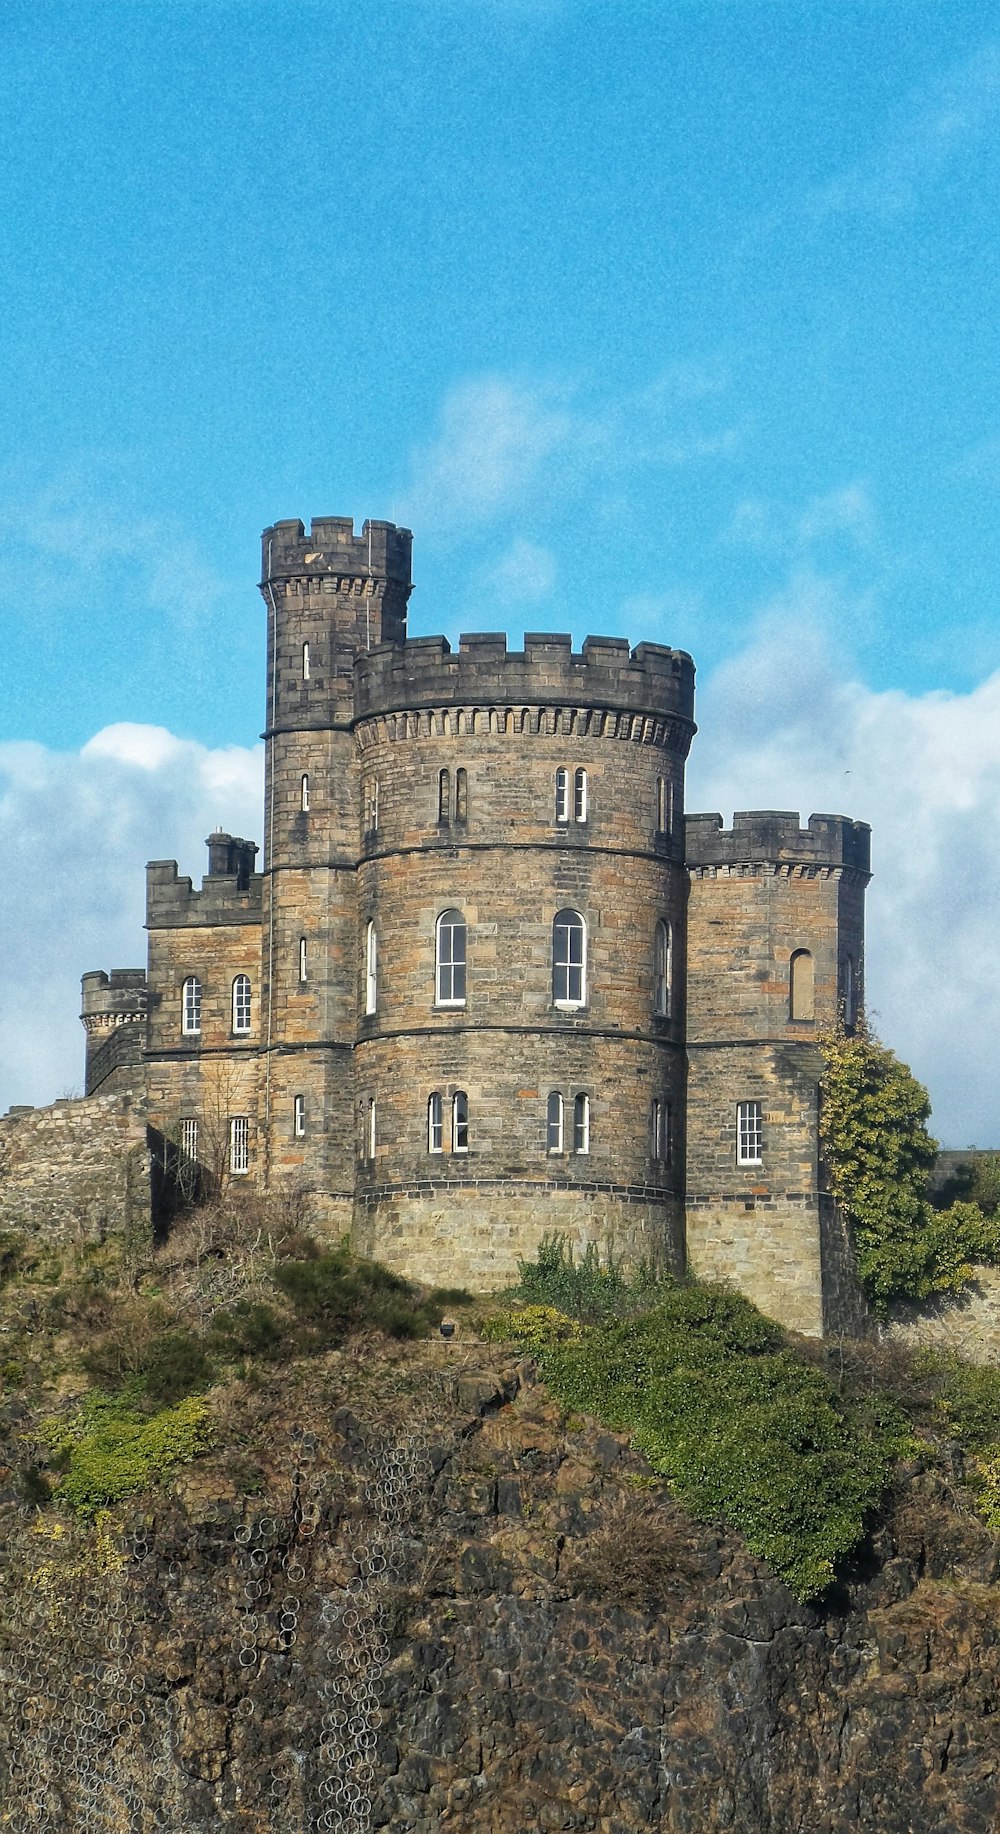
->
[2,1,1000,1142]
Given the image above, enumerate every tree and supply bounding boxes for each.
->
[819,1025,1000,1314]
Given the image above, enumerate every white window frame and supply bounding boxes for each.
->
[574,767,588,823]
[573,1092,590,1155]
[229,1115,250,1176]
[232,974,252,1035]
[180,1117,198,1163]
[552,909,586,1008]
[299,937,308,983]
[365,920,377,1016]
[452,1091,469,1153]
[300,773,310,813]
[181,976,201,1037]
[428,1092,443,1153]
[302,641,310,680]
[654,920,671,1018]
[546,1091,564,1154]
[435,909,467,1007]
[737,1100,763,1167]
[293,1094,305,1138]
[366,1095,377,1160]
[554,767,569,824]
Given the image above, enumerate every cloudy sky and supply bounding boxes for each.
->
[1,2,999,1144]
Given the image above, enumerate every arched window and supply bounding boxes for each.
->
[654,920,672,1017]
[298,937,308,982]
[435,909,467,1006]
[293,1095,305,1137]
[365,921,377,1015]
[554,768,569,824]
[181,976,201,1036]
[546,1091,564,1153]
[573,1093,590,1154]
[300,774,310,812]
[552,909,586,1006]
[452,1091,469,1153]
[232,974,251,1035]
[574,767,588,823]
[428,1092,443,1153]
[455,767,468,824]
[438,768,450,824]
[302,642,310,681]
[789,950,815,1022]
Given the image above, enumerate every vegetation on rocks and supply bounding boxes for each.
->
[819,1024,1000,1311]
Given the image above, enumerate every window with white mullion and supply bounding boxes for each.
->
[552,909,586,1007]
[435,909,467,1006]
[737,1100,763,1167]
[546,1091,564,1154]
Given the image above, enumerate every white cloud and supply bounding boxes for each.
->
[0,727,263,1111]
[396,365,739,540]
[472,538,558,609]
[813,40,1000,218]
[688,606,1000,1147]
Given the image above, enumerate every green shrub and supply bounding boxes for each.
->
[18,1464,53,1507]
[495,1282,901,1601]
[513,1235,663,1323]
[0,1233,25,1288]
[39,1392,210,1515]
[209,1300,288,1362]
[820,1027,1000,1312]
[82,1325,213,1406]
[273,1244,446,1344]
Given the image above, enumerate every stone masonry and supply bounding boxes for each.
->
[80,515,872,1333]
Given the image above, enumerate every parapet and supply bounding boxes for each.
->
[261,517,413,590]
[354,630,696,728]
[685,811,872,875]
[146,856,264,928]
[81,968,148,1026]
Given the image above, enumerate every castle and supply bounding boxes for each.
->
[81,516,870,1336]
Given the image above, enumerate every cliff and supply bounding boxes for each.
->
[2,1328,1000,1833]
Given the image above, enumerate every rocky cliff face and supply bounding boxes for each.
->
[2,1342,1000,1834]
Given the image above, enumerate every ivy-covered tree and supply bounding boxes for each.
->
[819,1025,1000,1313]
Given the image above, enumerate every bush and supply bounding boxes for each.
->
[209,1300,288,1362]
[82,1324,213,1407]
[273,1244,452,1345]
[39,1392,210,1515]
[513,1236,663,1323]
[820,1027,1000,1312]
[0,1233,25,1288]
[495,1281,901,1601]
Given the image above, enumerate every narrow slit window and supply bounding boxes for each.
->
[364,778,379,834]
[552,909,586,1006]
[555,767,569,824]
[232,974,252,1035]
[651,1099,663,1162]
[435,909,467,1006]
[573,1093,590,1155]
[452,1091,469,1153]
[181,976,201,1037]
[300,774,310,812]
[438,768,450,824]
[367,1096,377,1160]
[365,920,377,1015]
[843,955,856,1028]
[428,1092,443,1153]
[574,767,588,823]
[737,1101,763,1167]
[298,937,308,982]
[302,642,310,681]
[455,767,468,824]
[546,1091,564,1154]
[293,1095,305,1137]
[229,1116,250,1176]
[654,919,672,1018]
[656,776,667,834]
[789,949,815,1022]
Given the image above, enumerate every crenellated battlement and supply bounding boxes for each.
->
[353,630,696,738]
[261,517,413,590]
[685,810,871,876]
[146,859,264,929]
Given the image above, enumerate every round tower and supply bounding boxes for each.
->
[349,629,696,1287]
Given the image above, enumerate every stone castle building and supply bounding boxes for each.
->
[82,516,870,1335]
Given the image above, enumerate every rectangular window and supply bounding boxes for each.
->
[302,642,310,681]
[299,937,308,982]
[737,1100,763,1167]
[438,768,450,824]
[364,778,379,834]
[232,975,251,1035]
[546,1091,564,1153]
[293,1095,305,1138]
[555,767,569,823]
[182,977,201,1036]
[428,1092,443,1153]
[452,1091,469,1153]
[366,1096,377,1160]
[301,774,310,813]
[455,767,468,824]
[180,1117,198,1163]
[365,921,377,1015]
[574,767,588,823]
[229,1116,250,1176]
[573,1092,590,1155]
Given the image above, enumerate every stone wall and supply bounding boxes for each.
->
[0,1093,149,1246]
[886,1267,1000,1364]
